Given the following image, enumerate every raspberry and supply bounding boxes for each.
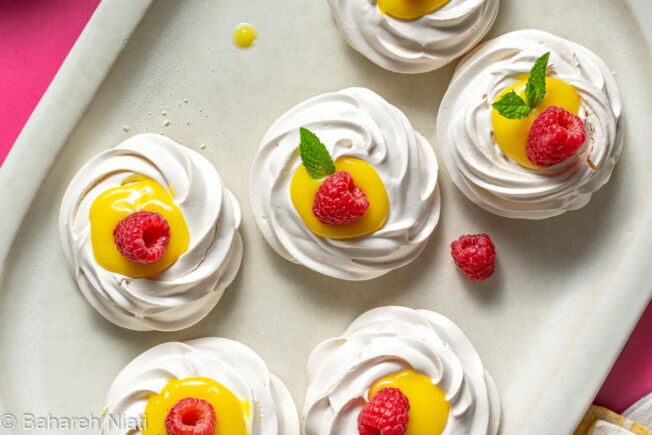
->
[113,210,170,264]
[450,234,496,281]
[358,387,410,435]
[313,171,369,225]
[526,106,587,166]
[165,397,216,435]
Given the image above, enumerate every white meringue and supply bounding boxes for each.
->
[327,0,499,73]
[303,306,500,434]
[59,134,243,331]
[437,29,623,219]
[100,338,300,435]
[249,87,440,281]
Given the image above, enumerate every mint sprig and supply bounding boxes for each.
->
[525,52,550,108]
[491,90,531,119]
[299,127,335,180]
[492,51,551,119]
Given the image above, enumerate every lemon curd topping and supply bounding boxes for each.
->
[233,23,257,48]
[369,370,449,434]
[290,157,389,240]
[377,0,451,20]
[143,377,251,435]
[89,175,189,278]
[492,76,581,169]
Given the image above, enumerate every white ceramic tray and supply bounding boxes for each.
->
[1,1,651,434]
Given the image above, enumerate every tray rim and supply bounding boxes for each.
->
[0,0,650,433]
[0,0,155,420]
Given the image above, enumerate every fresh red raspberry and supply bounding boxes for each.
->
[313,171,369,225]
[358,387,410,435]
[526,106,587,166]
[450,234,496,281]
[165,397,216,435]
[113,210,170,264]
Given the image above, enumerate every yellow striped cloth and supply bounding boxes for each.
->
[575,402,652,435]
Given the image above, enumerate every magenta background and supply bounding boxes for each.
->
[0,0,650,415]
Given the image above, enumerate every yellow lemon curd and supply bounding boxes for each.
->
[233,23,257,48]
[377,0,451,20]
[143,377,251,435]
[369,369,450,434]
[89,175,189,278]
[290,157,389,239]
[492,76,581,169]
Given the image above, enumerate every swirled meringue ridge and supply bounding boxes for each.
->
[59,134,243,331]
[437,29,623,219]
[303,306,500,434]
[100,338,300,435]
[327,0,499,73]
[249,87,441,281]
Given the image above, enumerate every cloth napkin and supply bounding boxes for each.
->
[575,393,652,434]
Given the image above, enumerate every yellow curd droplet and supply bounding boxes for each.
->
[233,23,257,48]
[377,0,451,20]
[290,157,389,240]
[143,377,250,435]
[89,176,189,278]
[492,76,581,169]
[369,370,449,435]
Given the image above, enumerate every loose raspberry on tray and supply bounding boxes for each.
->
[527,105,587,167]
[313,171,369,225]
[358,387,410,435]
[113,210,170,264]
[450,234,496,281]
[165,397,216,435]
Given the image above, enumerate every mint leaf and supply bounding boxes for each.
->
[299,127,335,180]
[491,91,531,119]
[525,82,537,108]
[525,52,550,108]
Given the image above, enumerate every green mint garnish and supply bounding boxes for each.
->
[299,127,336,180]
[491,90,531,119]
[492,51,551,119]
[525,51,550,108]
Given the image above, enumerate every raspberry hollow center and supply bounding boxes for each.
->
[113,210,171,264]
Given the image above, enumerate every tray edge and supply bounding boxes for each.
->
[0,0,155,421]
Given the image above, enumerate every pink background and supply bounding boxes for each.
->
[0,0,650,416]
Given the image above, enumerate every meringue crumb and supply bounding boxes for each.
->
[147,111,151,115]
[199,108,203,112]
[184,99,188,103]
[162,110,167,116]
[164,120,171,127]
[200,144,206,150]
[122,125,129,132]
[186,121,190,125]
